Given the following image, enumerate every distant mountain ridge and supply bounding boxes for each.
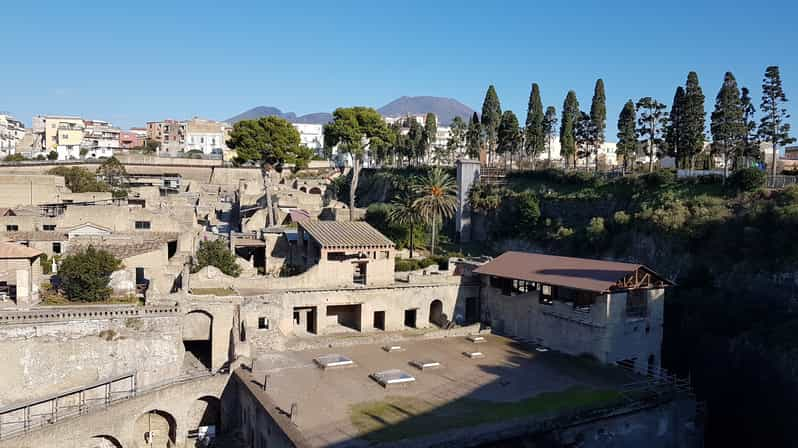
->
[377,96,475,126]
[226,96,475,126]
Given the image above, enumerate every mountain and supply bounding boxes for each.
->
[377,96,475,126]
[225,107,331,125]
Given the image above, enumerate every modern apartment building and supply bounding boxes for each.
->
[0,114,25,157]
[81,119,120,159]
[146,119,185,154]
[291,123,324,156]
[184,118,228,156]
[119,129,147,148]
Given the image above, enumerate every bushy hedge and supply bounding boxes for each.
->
[727,168,766,193]
[395,256,448,272]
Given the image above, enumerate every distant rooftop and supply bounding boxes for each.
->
[299,221,394,249]
[0,241,42,259]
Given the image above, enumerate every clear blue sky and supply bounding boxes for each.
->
[1,0,796,138]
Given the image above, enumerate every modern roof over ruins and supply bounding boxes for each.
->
[0,241,43,259]
[473,251,673,293]
[299,221,395,249]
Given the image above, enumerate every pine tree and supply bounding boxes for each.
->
[590,79,607,171]
[524,83,545,168]
[481,85,502,165]
[636,97,669,173]
[560,91,580,169]
[758,66,795,180]
[740,87,759,167]
[666,87,686,167]
[542,106,558,166]
[423,113,437,164]
[575,111,595,169]
[616,100,637,173]
[682,72,706,171]
[466,112,482,160]
[497,110,521,170]
[710,72,746,179]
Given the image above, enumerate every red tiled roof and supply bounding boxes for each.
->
[0,242,42,259]
[473,251,672,293]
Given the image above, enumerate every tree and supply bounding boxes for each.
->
[412,168,456,256]
[710,72,746,179]
[740,87,760,167]
[96,156,128,189]
[466,112,482,160]
[388,191,422,258]
[636,97,669,173]
[446,116,467,163]
[323,107,393,221]
[575,111,596,169]
[58,246,122,302]
[616,100,637,173]
[481,85,502,165]
[524,83,545,168]
[665,87,686,167]
[407,118,425,165]
[192,239,241,277]
[542,106,558,166]
[560,91,580,169]
[758,66,795,180]
[228,116,312,167]
[48,166,109,193]
[682,72,706,171]
[47,150,59,160]
[590,79,607,171]
[497,111,521,170]
[423,113,438,164]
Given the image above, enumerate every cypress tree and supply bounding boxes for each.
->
[466,112,482,160]
[497,110,521,170]
[575,111,595,169]
[424,112,437,164]
[758,66,795,180]
[590,79,607,171]
[481,85,502,165]
[560,91,579,169]
[682,72,706,171]
[666,87,686,167]
[616,100,636,173]
[524,83,545,168]
[710,72,745,179]
[740,87,759,167]
[543,106,558,166]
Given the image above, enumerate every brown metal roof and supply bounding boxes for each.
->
[473,251,672,293]
[299,221,394,249]
[0,241,42,259]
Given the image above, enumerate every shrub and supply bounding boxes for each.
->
[586,217,606,241]
[640,169,676,189]
[394,257,439,272]
[58,247,122,302]
[47,166,109,193]
[47,151,58,160]
[3,154,27,162]
[727,168,766,193]
[192,239,241,277]
[613,210,631,225]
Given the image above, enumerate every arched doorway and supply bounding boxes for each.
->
[187,396,221,445]
[183,310,213,371]
[84,435,123,448]
[299,186,307,193]
[429,300,443,327]
[308,186,322,195]
[134,410,176,448]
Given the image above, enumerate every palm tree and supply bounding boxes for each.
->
[413,168,457,256]
[388,191,421,259]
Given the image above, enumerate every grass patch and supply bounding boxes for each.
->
[41,293,142,306]
[190,287,237,296]
[350,387,623,443]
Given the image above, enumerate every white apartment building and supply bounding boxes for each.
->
[0,114,25,157]
[292,123,324,156]
[81,119,120,159]
[184,118,228,156]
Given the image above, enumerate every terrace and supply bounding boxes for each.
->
[240,335,679,447]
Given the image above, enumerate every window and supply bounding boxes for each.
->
[5,225,18,231]
[539,284,554,305]
[134,221,151,230]
[43,224,56,231]
[258,317,269,330]
[626,290,648,318]
[52,242,61,254]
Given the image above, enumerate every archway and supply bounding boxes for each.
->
[84,435,123,448]
[187,396,221,445]
[183,310,213,371]
[308,186,322,195]
[429,300,443,327]
[134,410,176,448]
[299,186,307,193]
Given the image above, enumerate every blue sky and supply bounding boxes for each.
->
[1,0,795,138]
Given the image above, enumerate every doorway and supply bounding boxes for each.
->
[465,297,479,324]
[183,311,213,371]
[293,306,317,334]
[404,309,417,328]
[353,262,367,285]
[373,311,385,330]
[326,304,362,333]
[429,300,443,327]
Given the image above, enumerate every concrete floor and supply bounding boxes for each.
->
[246,335,633,447]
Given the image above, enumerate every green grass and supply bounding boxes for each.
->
[190,287,237,296]
[350,387,624,443]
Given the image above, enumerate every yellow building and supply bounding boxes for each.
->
[38,116,85,159]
